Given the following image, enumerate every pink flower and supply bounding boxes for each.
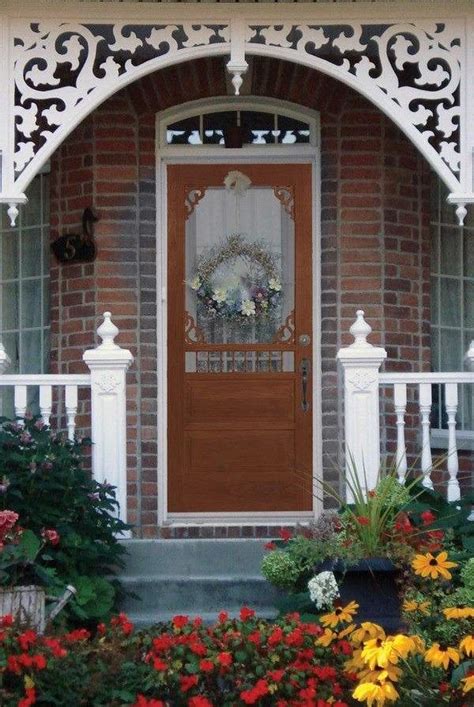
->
[0,510,19,532]
[41,528,60,546]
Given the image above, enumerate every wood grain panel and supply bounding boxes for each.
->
[186,430,294,473]
[185,377,295,425]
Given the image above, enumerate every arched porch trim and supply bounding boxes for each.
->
[1,2,473,223]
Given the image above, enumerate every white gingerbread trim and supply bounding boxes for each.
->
[0,1,472,223]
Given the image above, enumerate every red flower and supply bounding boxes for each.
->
[18,687,36,707]
[356,516,369,526]
[248,630,261,645]
[111,612,134,636]
[278,528,292,542]
[239,607,255,621]
[268,627,283,646]
[218,611,228,623]
[199,659,214,672]
[188,698,213,707]
[217,651,233,667]
[41,528,60,546]
[172,615,189,629]
[152,658,168,671]
[1,614,14,627]
[133,696,165,707]
[64,628,90,643]
[180,675,199,692]
[264,541,276,551]
[394,513,413,534]
[190,640,207,656]
[97,623,106,635]
[193,617,203,628]
[268,669,285,682]
[18,630,37,651]
[285,629,304,647]
[421,510,436,525]
[42,637,67,658]
[241,679,269,704]
[439,682,450,694]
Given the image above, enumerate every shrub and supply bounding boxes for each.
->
[260,550,299,589]
[0,417,130,624]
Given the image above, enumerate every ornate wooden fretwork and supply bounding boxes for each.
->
[185,188,207,218]
[184,311,206,344]
[273,187,295,220]
[273,310,295,344]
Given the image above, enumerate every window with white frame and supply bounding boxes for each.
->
[431,173,474,434]
[159,99,318,149]
[0,172,50,414]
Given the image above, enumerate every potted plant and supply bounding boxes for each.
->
[0,510,60,631]
[261,463,467,631]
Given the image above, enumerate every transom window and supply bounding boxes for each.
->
[159,99,318,149]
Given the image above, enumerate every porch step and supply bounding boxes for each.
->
[117,539,283,628]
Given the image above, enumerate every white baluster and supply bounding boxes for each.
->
[65,385,78,442]
[419,383,433,489]
[39,385,52,427]
[0,343,11,375]
[14,385,27,425]
[394,383,407,484]
[445,383,460,502]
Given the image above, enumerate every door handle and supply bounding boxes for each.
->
[300,358,311,412]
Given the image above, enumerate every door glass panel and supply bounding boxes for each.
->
[184,176,295,372]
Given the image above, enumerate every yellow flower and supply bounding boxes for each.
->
[351,623,386,647]
[402,599,431,615]
[361,634,419,671]
[361,639,398,671]
[338,624,356,639]
[412,551,457,580]
[321,601,359,628]
[359,665,402,684]
[345,648,365,672]
[443,607,474,620]
[424,643,460,670]
[459,635,474,657]
[461,675,474,694]
[316,628,337,646]
[353,681,399,706]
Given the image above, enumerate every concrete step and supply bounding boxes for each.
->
[117,539,282,627]
[119,538,270,577]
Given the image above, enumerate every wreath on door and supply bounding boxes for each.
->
[189,234,282,320]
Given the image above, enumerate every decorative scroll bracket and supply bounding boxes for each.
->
[1,5,474,224]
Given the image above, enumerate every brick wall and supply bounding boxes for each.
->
[49,58,433,536]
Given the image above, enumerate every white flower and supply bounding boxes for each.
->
[212,288,227,303]
[308,571,340,611]
[241,299,256,316]
[190,276,201,290]
[268,277,281,292]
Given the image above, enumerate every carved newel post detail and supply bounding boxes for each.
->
[336,311,387,502]
[83,313,133,523]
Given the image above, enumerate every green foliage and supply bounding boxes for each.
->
[460,558,474,590]
[0,417,130,624]
[261,550,299,589]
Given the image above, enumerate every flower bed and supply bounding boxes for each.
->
[0,552,472,707]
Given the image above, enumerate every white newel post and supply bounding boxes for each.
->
[337,311,387,502]
[83,313,133,523]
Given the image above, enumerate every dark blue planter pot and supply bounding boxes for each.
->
[318,558,401,632]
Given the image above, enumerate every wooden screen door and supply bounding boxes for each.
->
[168,163,313,513]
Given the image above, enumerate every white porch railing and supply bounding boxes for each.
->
[0,313,133,522]
[338,310,474,503]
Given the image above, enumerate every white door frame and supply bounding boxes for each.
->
[155,97,322,526]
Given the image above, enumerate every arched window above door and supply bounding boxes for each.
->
[158,99,319,150]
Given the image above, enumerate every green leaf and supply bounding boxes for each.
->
[451,659,474,687]
[235,650,248,663]
[19,529,41,560]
